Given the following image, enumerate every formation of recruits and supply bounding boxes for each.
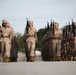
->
[41,20,76,61]
[41,22,62,61]
[0,19,76,62]
[61,22,76,61]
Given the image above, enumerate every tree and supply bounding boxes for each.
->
[37,28,45,48]
[16,32,24,50]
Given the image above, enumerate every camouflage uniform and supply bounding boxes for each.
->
[23,22,38,62]
[10,36,19,62]
[1,20,12,62]
[61,30,68,61]
[72,38,76,61]
[71,22,76,61]
[52,24,62,61]
[41,32,47,61]
[0,26,2,53]
[41,35,46,60]
[41,30,53,61]
[66,31,73,61]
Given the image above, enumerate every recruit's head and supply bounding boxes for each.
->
[54,22,59,29]
[2,19,8,27]
[29,21,33,28]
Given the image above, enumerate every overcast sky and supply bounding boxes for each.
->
[0,0,76,34]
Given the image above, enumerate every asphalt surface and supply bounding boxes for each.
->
[0,61,76,75]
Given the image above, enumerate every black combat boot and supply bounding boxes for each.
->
[26,57,30,62]
[11,58,17,62]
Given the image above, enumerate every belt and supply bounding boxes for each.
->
[27,35,34,37]
[3,36,9,38]
[53,38,61,39]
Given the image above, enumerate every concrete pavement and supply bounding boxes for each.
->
[0,62,76,75]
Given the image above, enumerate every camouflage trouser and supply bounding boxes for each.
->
[71,42,76,60]
[66,42,72,60]
[52,39,61,57]
[25,40,35,57]
[48,40,53,60]
[0,42,1,53]
[41,43,44,60]
[0,38,3,53]
[2,38,11,57]
[41,42,48,61]
[61,43,66,60]
[10,38,19,61]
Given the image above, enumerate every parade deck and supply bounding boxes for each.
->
[0,61,76,75]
